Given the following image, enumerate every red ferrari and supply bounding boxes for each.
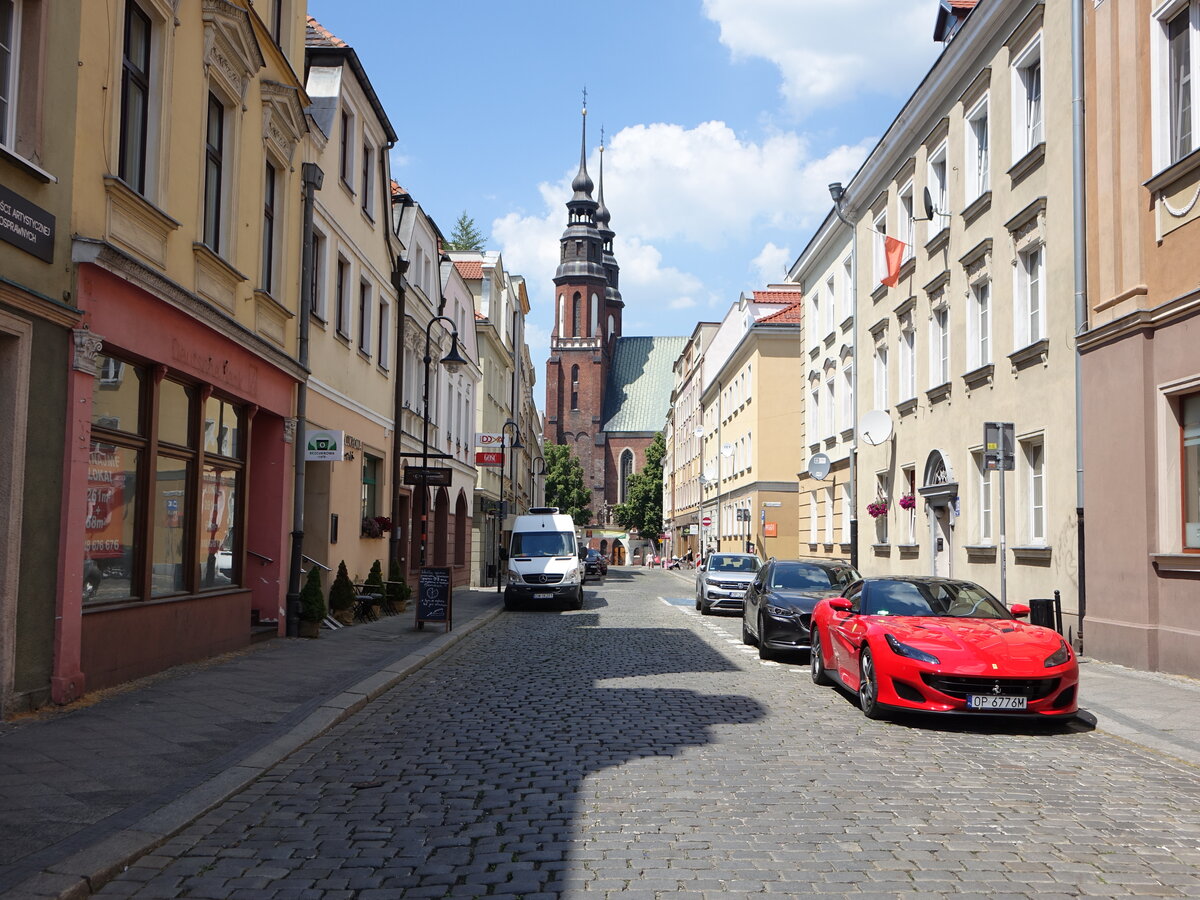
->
[810,576,1078,719]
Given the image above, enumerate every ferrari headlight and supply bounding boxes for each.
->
[1044,640,1072,668]
[885,633,940,665]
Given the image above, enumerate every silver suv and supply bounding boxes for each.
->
[695,553,762,615]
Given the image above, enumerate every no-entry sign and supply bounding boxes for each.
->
[701,516,712,527]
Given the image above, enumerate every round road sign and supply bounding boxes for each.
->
[701,516,712,527]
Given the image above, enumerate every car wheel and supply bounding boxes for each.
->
[810,629,831,685]
[741,615,756,646]
[858,648,885,719]
[695,592,701,610]
[757,615,773,660]
[699,598,712,615]
[503,589,518,611]
[570,586,584,610]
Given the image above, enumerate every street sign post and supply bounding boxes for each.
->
[984,422,1015,607]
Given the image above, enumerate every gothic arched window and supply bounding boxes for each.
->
[570,364,579,410]
[590,293,599,336]
[557,294,565,336]
[619,449,635,503]
[572,292,581,336]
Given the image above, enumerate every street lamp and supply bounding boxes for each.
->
[419,315,467,568]
[531,455,545,508]
[496,418,521,593]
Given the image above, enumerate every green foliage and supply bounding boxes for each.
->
[544,443,592,526]
[387,557,411,607]
[443,211,486,251]
[365,559,385,598]
[328,560,356,612]
[613,433,666,541]
[299,565,326,623]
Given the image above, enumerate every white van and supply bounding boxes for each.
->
[504,507,584,610]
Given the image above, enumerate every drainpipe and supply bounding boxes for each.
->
[1071,0,1088,646]
[830,187,859,572]
[285,162,324,638]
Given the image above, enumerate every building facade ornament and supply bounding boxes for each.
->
[71,325,105,376]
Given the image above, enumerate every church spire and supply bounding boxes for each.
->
[571,96,594,199]
[596,129,611,229]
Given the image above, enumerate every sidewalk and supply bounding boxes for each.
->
[3,575,1199,900]
[0,586,506,899]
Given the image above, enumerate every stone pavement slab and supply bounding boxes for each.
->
[0,587,504,897]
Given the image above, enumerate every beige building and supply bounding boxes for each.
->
[63,0,310,693]
[1079,0,1200,676]
[301,17,401,589]
[698,292,803,561]
[848,0,1081,635]
[663,322,718,562]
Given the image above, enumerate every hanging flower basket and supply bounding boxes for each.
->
[898,494,916,510]
[866,500,889,519]
[361,516,392,539]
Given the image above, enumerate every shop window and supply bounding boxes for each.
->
[1184,394,1200,550]
[85,353,246,604]
[361,452,381,523]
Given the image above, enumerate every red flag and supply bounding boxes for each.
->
[880,236,906,287]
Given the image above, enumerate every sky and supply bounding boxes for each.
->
[306,0,945,373]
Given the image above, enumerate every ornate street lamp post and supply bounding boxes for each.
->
[531,455,545,508]
[495,418,521,593]
[419,315,466,568]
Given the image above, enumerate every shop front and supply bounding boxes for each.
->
[57,261,301,696]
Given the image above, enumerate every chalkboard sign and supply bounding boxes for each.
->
[416,566,452,630]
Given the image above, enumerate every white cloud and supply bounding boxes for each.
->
[670,297,697,310]
[702,0,942,113]
[751,241,791,286]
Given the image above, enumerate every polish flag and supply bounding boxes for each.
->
[880,236,906,287]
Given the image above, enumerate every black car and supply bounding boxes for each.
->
[741,558,860,660]
[581,548,608,581]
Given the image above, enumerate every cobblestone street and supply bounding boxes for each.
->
[95,569,1200,899]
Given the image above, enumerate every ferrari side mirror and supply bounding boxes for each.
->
[1009,603,1031,619]
[827,597,853,613]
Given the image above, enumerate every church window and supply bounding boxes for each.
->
[571,365,579,410]
[608,314,615,339]
[558,294,565,336]
[572,292,581,336]
[590,293,599,336]
[619,449,635,503]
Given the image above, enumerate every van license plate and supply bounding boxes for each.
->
[533,592,553,600]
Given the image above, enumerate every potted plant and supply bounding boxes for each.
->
[364,559,386,618]
[298,565,325,638]
[387,557,411,612]
[867,499,890,519]
[898,494,916,511]
[328,560,357,625]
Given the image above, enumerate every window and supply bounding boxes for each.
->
[358,279,371,354]
[310,230,327,319]
[872,210,888,282]
[810,291,820,340]
[841,256,854,321]
[1023,437,1046,543]
[966,96,990,199]
[825,276,836,333]
[899,325,916,401]
[809,386,819,446]
[335,256,350,337]
[1156,1,1199,168]
[841,366,853,432]
[974,451,993,543]
[361,141,374,218]
[969,280,991,369]
[85,353,246,603]
[572,292,580,336]
[874,345,889,409]
[1012,35,1044,158]
[898,182,915,260]
[261,161,277,294]
[824,377,836,439]
[119,0,152,193]
[619,449,634,503]
[926,143,949,235]
[339,109,353,186]
[570,364,579,410]
[825,486,835,545]
[361,453,381,521]
[902,467,916,544]
[1184,394,1200,549]
[931,306,949,387]
[377,296,390,367]
[202,93,225,252]
[1015,244,1045,347]
[875,473,890,544]
[809,491,818,544]
[0,0,20,149]
[841,484,852,545]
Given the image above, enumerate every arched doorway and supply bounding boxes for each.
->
[433,487,449,566]
[454,491,468,572]
[409,485,428,572]
[920,449,958,578]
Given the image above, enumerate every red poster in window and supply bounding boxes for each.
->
[476,451,504,466]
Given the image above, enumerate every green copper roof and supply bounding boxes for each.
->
[601,336,688,433]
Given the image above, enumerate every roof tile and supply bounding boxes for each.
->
[752,289,803,304]
[305,16,347,49]
[454,261,483,280]
[757,301,802,325]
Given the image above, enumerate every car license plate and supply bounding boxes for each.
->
[967,695,1028,710]
[533,592,553,600]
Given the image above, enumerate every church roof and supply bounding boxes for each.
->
[601,336,688,433]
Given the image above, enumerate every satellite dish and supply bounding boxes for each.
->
[702,467,717,483]
[923,186,935,221]
[807,453,832,481]
[720,442,734,458]
[859,410,894,446]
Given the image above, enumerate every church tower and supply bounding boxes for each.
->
[544,104,617,501]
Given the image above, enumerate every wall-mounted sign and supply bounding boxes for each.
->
[404,466,452,486]
[764,522,777,537]
[0,183,55,262]
[983,422,1015,471]
[305,429,344,461]
[476,432,506,447]
[476,451,504,466]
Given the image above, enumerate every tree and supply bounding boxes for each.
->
[544,443,592,526]
[444,211,486,251]
[613,433,666,543]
